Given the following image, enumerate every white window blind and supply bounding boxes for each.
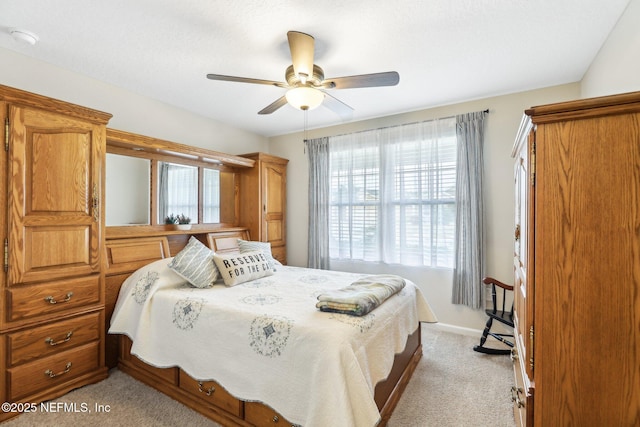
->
[328,117,457,267]
[202,168,221,223]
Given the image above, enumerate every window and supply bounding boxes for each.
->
[202,168,221,223]
[158,162,198,223]
[328,117,457,267]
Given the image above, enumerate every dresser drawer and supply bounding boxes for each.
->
[120,336,177,384]
[7,312,101,366]
[512,347,533,427]
[7,275,101,322]
[179,370,241,417]
[244,401,294,426]
[7,341,100,401]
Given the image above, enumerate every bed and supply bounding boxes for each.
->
[105,229,436,427]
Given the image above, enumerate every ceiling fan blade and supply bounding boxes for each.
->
[287,31,315,82]
[207,73,287,88]
[258,96,288,115]
[322,91,354,120]
[323,71,400,89]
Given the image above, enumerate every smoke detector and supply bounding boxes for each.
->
[9,28,39,45]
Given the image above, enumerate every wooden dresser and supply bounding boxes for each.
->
[511,91,640,426]
[0,85,111,421]
[238,152,289,264]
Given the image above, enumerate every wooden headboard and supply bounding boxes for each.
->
[104,227,249,367]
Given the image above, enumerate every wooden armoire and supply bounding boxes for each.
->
[238,152,288,264]
[0,85,111,421]
[511,91,640,426]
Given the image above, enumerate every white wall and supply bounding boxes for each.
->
[268,84,581,332]
[581,0,640,97]
[4,0,639,333]
[0,48,268,154]
[269,0,640,333]
[105,154,150,226]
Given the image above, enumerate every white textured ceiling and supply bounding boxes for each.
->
[0,0,631,136]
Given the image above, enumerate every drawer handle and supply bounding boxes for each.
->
[44,292,73,304]
[272,415,279,423]
[45,331,73,346]
[44,362,72,378]
[197,381,215,396]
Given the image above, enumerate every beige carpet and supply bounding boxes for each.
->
[3,326,515,426]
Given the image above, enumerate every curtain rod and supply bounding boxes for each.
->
[308,108,489,141]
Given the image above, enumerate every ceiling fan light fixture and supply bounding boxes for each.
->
[285,86,324,111]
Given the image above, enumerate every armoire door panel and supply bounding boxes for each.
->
[263,163,286,245]
[264,165,284,212]
[8,105,102,286]
[265,218,283,244]
[28,131,91,214]
[25,226,91,269]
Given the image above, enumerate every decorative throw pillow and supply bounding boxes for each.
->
[237,239,281,270]
[213,250,274,286]
[168,236,218,288]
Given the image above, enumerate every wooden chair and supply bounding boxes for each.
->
[473,277,514,355]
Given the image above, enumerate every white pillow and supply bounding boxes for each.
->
[237,239,281,270]
[169,236,219,288]
[213,250,274,286]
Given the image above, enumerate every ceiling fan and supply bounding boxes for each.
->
[206,31,399,118]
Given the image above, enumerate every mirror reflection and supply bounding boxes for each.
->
[202,168,221,223]
[106,155,232,227]
[106,154,150,226]
[158,162,199,224]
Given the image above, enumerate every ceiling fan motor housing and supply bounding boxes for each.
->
[285,64,325,87]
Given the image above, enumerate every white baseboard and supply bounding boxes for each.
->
[426,322,482,337]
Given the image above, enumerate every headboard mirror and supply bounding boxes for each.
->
[106,153,151,226]
[105,128,254,234]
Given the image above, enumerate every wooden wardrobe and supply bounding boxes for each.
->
[0,85,111,421]
[238,152,288,264]
[511,91,640,426]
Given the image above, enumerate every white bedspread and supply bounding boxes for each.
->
[109,260,436,427]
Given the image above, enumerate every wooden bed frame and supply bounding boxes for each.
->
[104,227,422,427]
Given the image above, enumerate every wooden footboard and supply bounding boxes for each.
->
[118,324,421,427]
[376,325,422,426]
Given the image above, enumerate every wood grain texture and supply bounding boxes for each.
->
[514,92,640,427]
[107,128,255,168]
[0,85,109,423]
[0,84,112,125]
[7,341,100,401]
[238,153,288,265]
[7,275,101,322]
[179,370,242,418]
[535,113,640,426]
[8,105,103,285]
[8,312,100,366]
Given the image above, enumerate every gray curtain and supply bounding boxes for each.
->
[305,137,331,269]
[158,162,169,223]
[452,111,487,308]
